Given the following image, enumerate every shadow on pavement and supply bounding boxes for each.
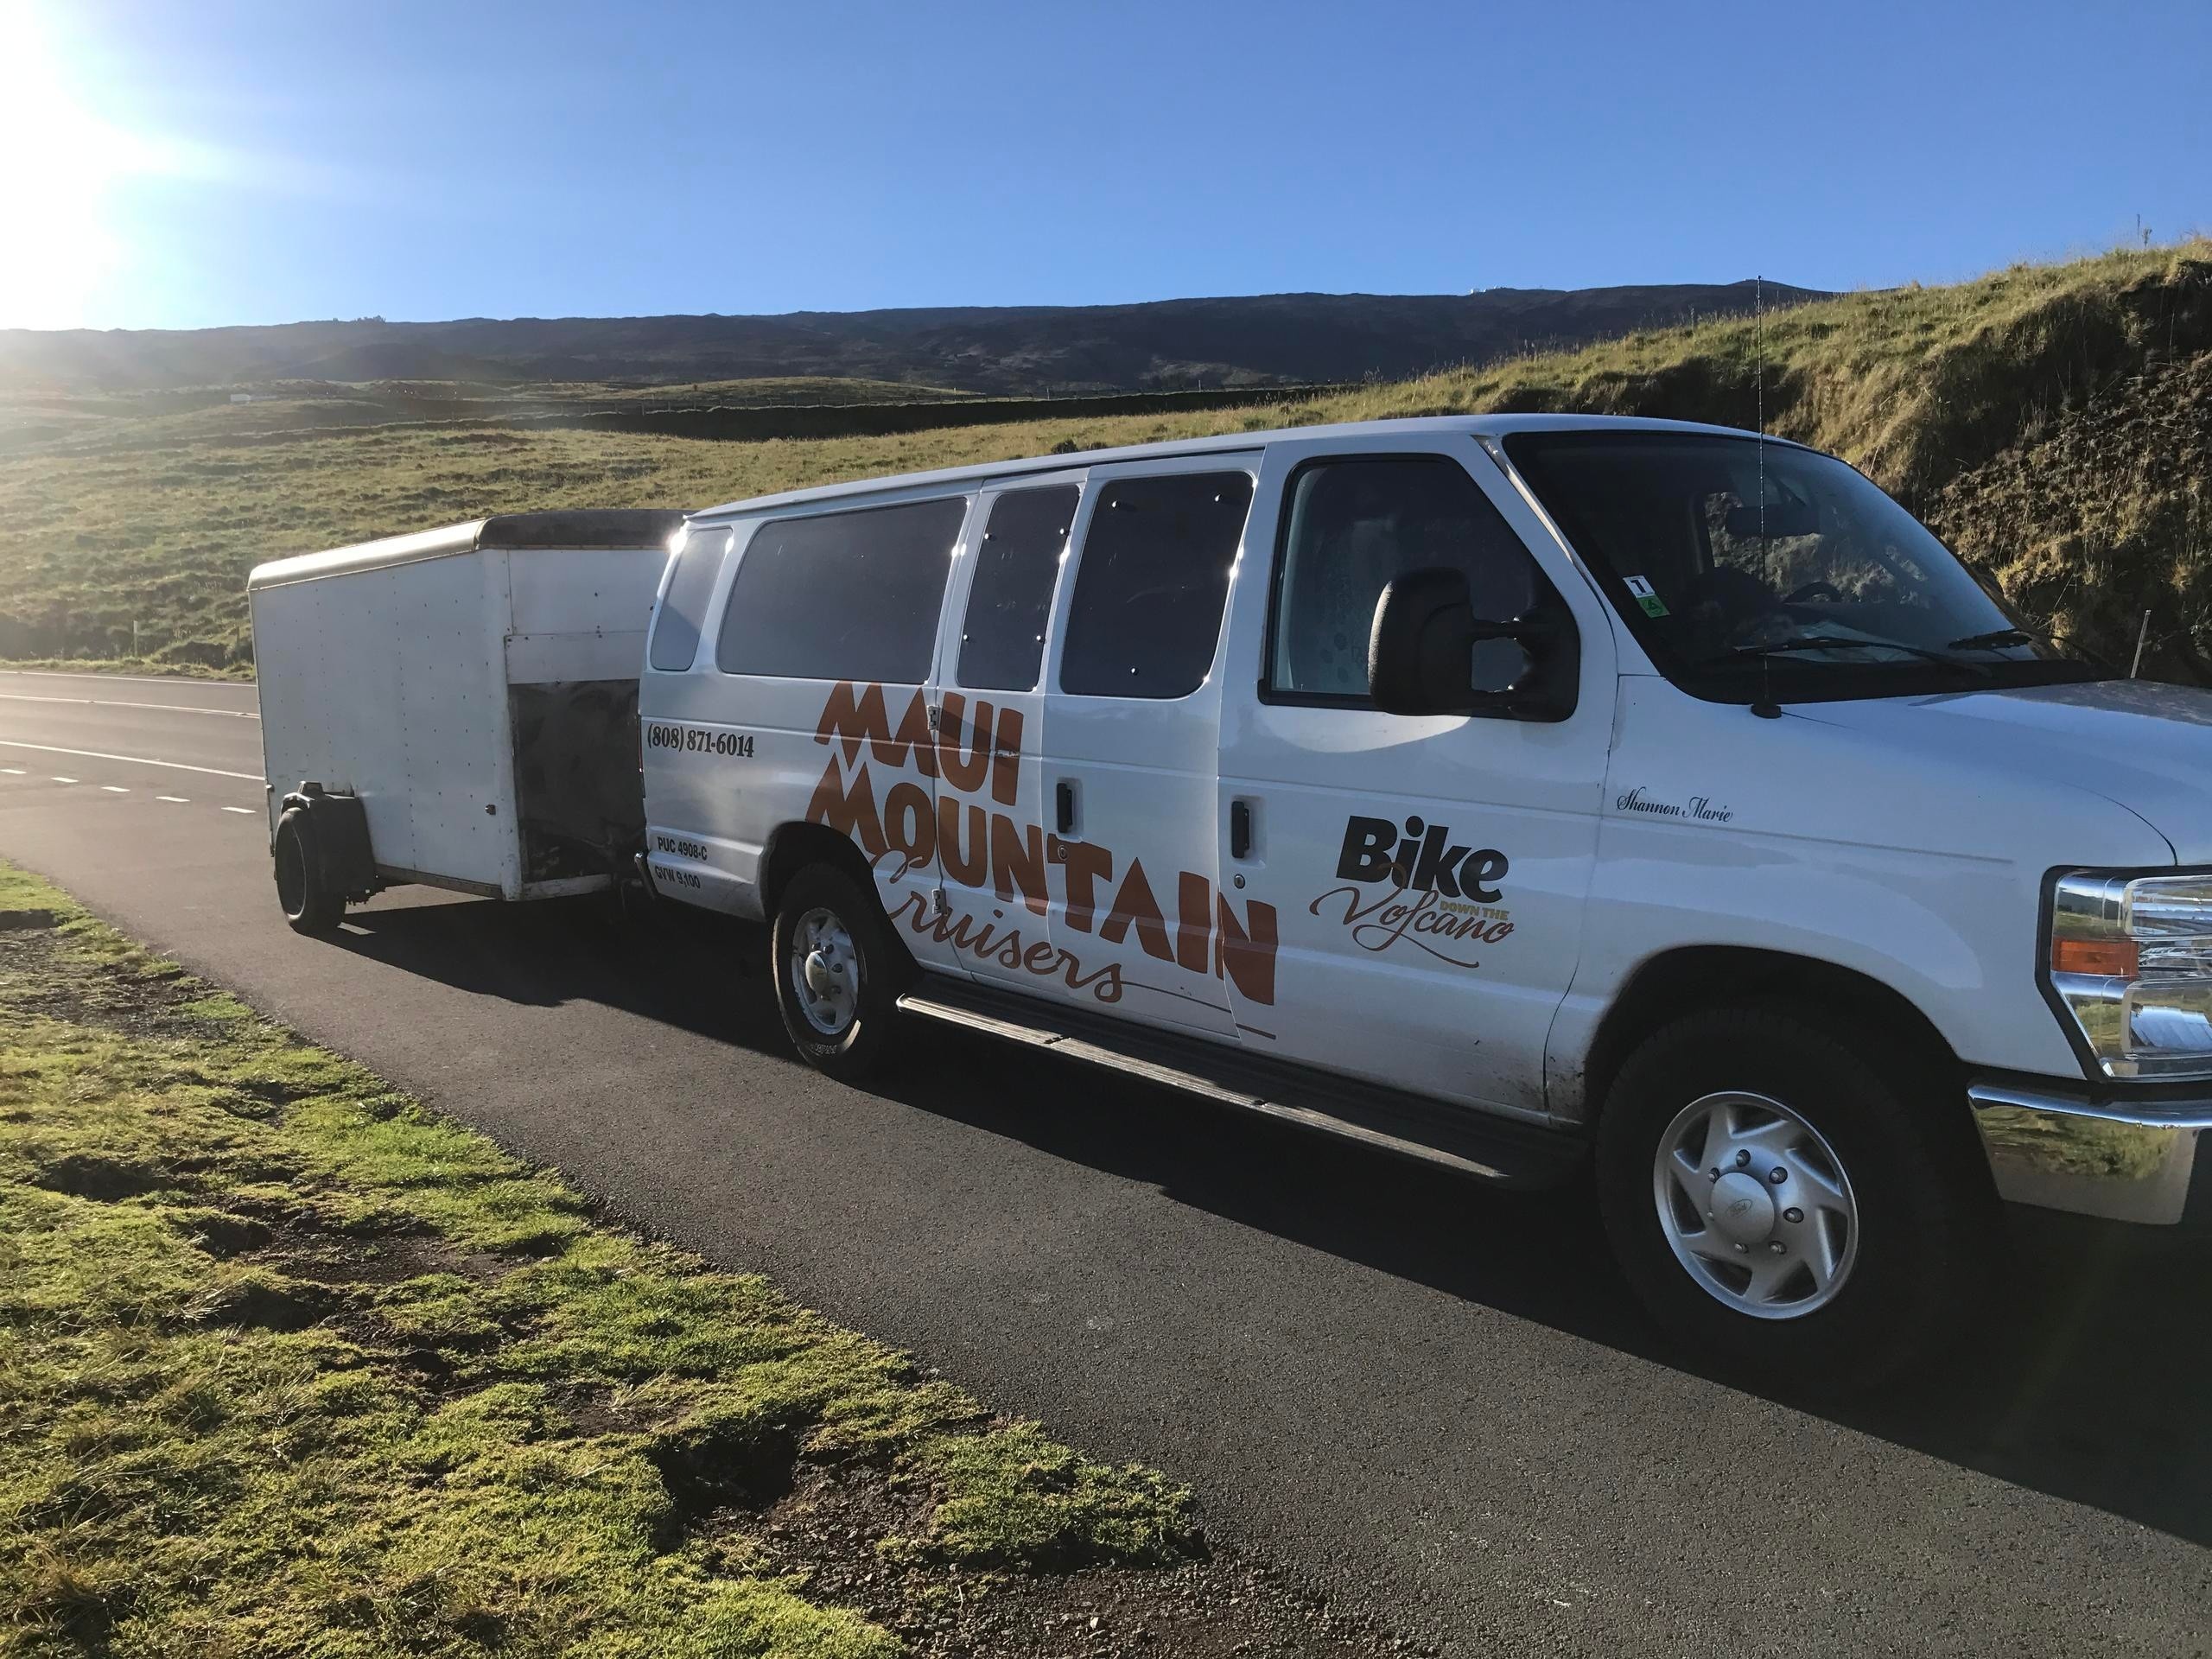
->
[331,891,2212,1548]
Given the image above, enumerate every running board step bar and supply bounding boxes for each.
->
[895,982,1586,1189]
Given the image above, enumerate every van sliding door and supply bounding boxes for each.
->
[1034,457,1262,1038]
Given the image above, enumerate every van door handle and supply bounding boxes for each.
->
[1229,798,1253,860]
[1055,779,1077,836]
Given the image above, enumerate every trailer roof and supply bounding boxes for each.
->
[688,413,1806,521]
[247,510,689,592]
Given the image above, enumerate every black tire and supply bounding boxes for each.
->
[273,806,345,937]
[1594,1004,1999,1392]
[770,864,901,1082]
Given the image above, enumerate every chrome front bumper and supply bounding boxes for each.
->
[1969,1080,2212,1225]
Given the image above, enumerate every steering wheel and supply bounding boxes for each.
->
[1784,580,1844,605]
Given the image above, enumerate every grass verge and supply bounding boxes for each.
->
[0,862,1232,1657]
[0,657,251,683]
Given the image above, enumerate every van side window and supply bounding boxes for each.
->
[715,497,967,683]
[648,526,730,672]
[1059,472,1255,699]
[957,485,1078,692]
[1268,457,1539,702]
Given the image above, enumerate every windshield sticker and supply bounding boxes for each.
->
[1624,575,1669,618]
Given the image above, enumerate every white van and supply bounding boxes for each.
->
[639,414,2211,1384]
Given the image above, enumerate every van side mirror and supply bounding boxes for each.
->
[1367,567,1579,721]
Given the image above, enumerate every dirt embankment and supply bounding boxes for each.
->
[1929,349,2212,681]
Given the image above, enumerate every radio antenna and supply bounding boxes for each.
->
[1755,273,1767,531]
[1751,276,1781,719]
[1755,276,1766,436]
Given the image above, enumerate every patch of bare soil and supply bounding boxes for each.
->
[0,922,229,1041]
[702,1461,1421,1659]
[276,1229,495,1286]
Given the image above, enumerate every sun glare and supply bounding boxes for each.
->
[0,0,187,329]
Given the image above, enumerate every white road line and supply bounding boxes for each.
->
[0,691,257,720]
[51,777,77,784]
[0,740,262,782]
[0,669,254,692]
[0,767,22,775]
[101,785,130,793]
[156,796,190,804]
[220,805,256,815]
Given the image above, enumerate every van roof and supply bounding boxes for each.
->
[247,509,689,592]
[690,413,1805,521]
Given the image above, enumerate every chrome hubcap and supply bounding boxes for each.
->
[1653,1090,1859,1319]
[789,907,860,1036]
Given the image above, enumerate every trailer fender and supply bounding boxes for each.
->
[280,785,378,899]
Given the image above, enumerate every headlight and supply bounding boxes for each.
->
[2049,871,2212,1079]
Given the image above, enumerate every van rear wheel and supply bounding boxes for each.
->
[771,865,899,1082]
[272,806,344,937]
[1595,1004,1997,1392]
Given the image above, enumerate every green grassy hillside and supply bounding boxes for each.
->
[0,243,2204,677]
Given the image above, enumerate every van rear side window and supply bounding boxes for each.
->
[715,497,968,683]
[957,485,1079,692]
[1059,471,1254,699]
[648,526,730,672]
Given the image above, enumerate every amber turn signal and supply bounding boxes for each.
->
[2050,938,2139,977]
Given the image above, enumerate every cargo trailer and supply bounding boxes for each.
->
[248,509,686,931]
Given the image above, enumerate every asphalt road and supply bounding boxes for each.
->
[3,666,2207,1655]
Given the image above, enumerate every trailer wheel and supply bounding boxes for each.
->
[771,864,899,1081]
[273,806,345,937]
[1594,1003,1997,1393]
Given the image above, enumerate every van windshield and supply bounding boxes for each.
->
[1503,430,2103,702]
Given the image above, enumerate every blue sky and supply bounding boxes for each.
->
[5,0,2208,331]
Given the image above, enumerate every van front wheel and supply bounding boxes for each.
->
[771,865,899,1082]
[1595,1005,1996,1391]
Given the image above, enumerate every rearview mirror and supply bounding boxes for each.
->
[1724,495,1819,539]
[1368,568,1578,721]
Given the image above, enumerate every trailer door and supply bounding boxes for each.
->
[394,550,516,894]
